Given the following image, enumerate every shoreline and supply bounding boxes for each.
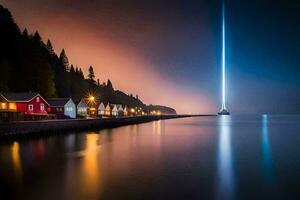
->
[0,115,216,139]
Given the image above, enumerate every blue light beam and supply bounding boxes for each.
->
[221,3,226,110]
[218,2,230,115]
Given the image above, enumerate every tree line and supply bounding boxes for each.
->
[0,5,176,113]
[0,5,146,107]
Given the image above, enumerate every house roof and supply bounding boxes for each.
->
[98,102,105,110]
[0,92,49,105]
[77,99,88,107]
[1,92,38,101]
[46,98,72,107]
[117,105,123,110]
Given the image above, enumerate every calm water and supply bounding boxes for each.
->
[0,115,299,200]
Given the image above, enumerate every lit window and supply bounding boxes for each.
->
[8,103,16,110]
[1,102,7,110]
[40,104,45,111]
[28,104,33,111]
[78,107,86,112]
[36,97,40,102]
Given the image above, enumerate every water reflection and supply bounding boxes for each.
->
[82,133,102,198]
[152,120,162,135]
[12,141,22,179]
[34,140,45,166]
[261,115,273,183]
[216,115,235,200]
[65,134,75,152]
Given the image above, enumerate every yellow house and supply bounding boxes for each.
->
[105,103,111,116]
[0,95,16,112]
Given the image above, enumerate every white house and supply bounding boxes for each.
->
[111,104,123,117]
[117,105,124,116]
[77,99,88,117]
[98,102,105,116]
[47,98,76,119]
[111,104,118,116]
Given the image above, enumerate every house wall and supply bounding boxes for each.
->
[112,106,118,116]
[77,106,87,117]
[0,102,17,112]
[16,96,49,115]
[50,107,64,114]
[98,110,105,115]
[105,109,111,116]
[64,100,76,119]
[98,103,105,116]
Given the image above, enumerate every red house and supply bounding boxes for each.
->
[0,92,50,120]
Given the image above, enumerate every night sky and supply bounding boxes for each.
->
[1,0,299,114]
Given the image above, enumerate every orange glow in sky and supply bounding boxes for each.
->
[1,1,216,113]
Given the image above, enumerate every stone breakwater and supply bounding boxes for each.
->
[0,115,215,138]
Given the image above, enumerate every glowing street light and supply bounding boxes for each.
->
[89,96,95,102]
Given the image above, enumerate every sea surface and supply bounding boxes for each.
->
[0,115,299,200]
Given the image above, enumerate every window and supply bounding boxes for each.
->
[36,97,40,102]
[28,104,33,111]
[40,104,45,111]
[0,102,7,110]
[78,107,86,113]
[8,103,16,110]
[66,107,73,112]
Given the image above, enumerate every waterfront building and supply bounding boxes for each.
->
[98,102,105,116]
[0,92,50,120]
[47,98,76,119]
[77,99,88,118]
[110,104,124,117]
[123,106,128,116]
[105,103,111,116]
[117,105,124,116]
[112,104,118,116]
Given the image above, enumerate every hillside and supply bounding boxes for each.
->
[145,105,177,115]
[0,5,176,113]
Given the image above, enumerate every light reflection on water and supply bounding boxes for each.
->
[261,115,273,183]
[0,116,299,199]
[216,115,235,200]
[12,141,22,180]
[82,133,102,199]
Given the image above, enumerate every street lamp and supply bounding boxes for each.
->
[89,96,95,103]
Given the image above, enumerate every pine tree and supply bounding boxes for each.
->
[88,65,95,83]
[46,39,54,55]
[107,79,114,91]
[79,68,84,79]
[23,28,28,38]
[33,31,42,44]
[0,60,11,91]
[59,49,69,71]
[70,64,75,73]
[97,78,100,86]
[37,63,56,97]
